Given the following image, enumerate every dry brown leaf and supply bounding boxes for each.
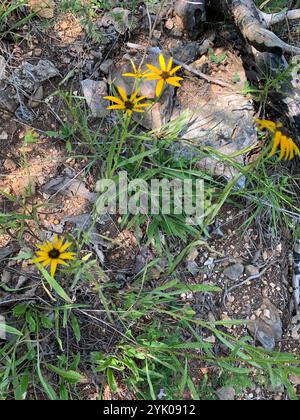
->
[28,0,55,19]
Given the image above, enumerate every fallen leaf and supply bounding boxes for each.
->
[28,0,55,19]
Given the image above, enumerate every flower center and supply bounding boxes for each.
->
[161,71,170,80]
[124,101,134,110]
[48,248,61,259]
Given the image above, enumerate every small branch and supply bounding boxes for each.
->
[260,9,300,27]
[126,42,235,90]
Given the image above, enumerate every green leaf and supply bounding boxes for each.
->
[13,304,28,316]
[0,323,23,337]
[71,313,81,343]
[37,264,72,303]
[47,364,85,384]
[107,368,118,393]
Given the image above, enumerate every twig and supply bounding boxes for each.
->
[223,261,277,304]
[126,42,235,90]
[293,240,300,314]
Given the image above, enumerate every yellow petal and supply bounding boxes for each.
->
[104,96,124,106]
[59,252,76,260]
[36,242,52,252]
[108,104,125,110]
[57,259,69,266]
[145,74,161,81]
[146,64,161,74]
[167,57,173,72]
[170,65,182,75]
[279,135,288,160]
[156,79,165,97]
[42,258,51,267]
[122,72,138,78]
[134,103,149,108]
[159,54,166,71]
[134,96,148,102]
[117,86,128,102]
[57,237,65,250]
[53,235,59,247]
[130,90,140,101]
[36,250,49,257]
[166,77,183,88]
[50,260,58,278]
[268,131,281,158]
[256,119,277,133]
[31,256,48,264]
[59,241,73,253]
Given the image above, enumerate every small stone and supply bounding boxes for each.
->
[3,158,17,171]
[186,261,199,276]
[28,0,55,18]
[245,265,259,277]
[216,387,236,401]
[80,79,107,118]
[29,85,44,108]
[204,335,216,344]
[248,299,282,350]
[165,19,174,30]
[223,263,244,280]
[227,294,235,303]
[0,131,8,140]
[186,249,199,262]
[99,59,114,75]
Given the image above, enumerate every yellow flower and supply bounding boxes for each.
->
[104,86,149,116]
[31,236,76,278]
[145,54,183,97]
[122,60,150,79]
[256,118,300,161]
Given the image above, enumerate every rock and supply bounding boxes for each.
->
[3,158,17,172]
[0,83,18,112]
[0,131,8,141]
[245,265,259,277]
[216,386,236,401]
[100,59,114,75]
[41,167,97,202]
[186,249,199,262]
[101,8,134,34]
[81,79,107,118]
[186,261,199,276]
[133,246,154,274]
[248,299,283,350]
[224,263,244,280]
[29,86,44,108]
[111,54,174,130]
[11,60,59,93]
[0,245,17,261]
[174,0,206,39]
[170,50,257,180]
[28,0,55,19]
[169,36,215,64]
[0,56,6,81]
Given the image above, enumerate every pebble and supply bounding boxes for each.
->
[227,294,235,303]
[0,131,8,140]
[216,387,236,401]
[3,158,17,171]
[245,265,259,277]
[223,263,244,280]
[100,59,114,75]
